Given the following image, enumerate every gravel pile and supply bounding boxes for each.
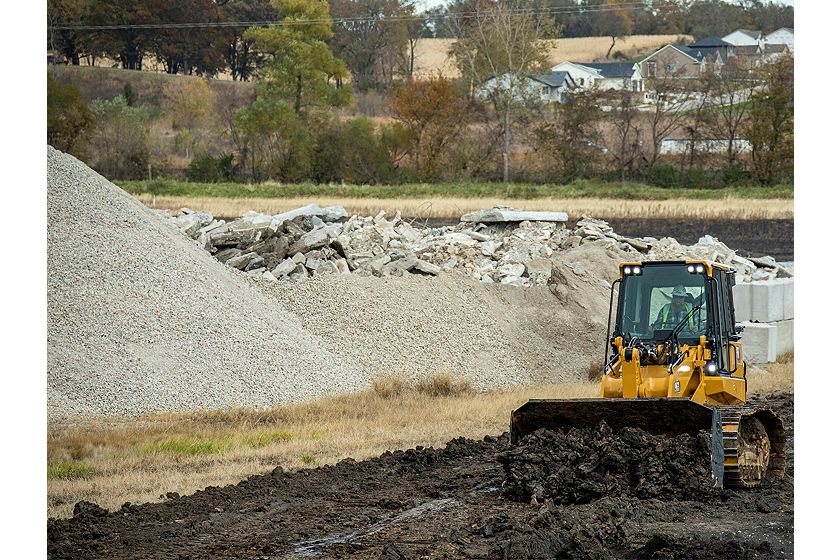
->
[256,257,613,387]
[47,147,369,419]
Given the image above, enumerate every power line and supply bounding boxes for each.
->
[52,2,658,31]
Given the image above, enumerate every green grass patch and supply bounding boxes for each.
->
[48,462,95,480]
[243,428,294,448]
[119,178,793,201]
[301,454,315,465]
[141,437,233,456]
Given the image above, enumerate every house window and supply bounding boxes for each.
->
[541,86,550,95]
[579,78,584,86]
[666,63,677,74]
[647,61,657,77]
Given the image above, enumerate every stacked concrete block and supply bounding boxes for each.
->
[775,319,794,356]
[739,323,778,364]
[734,278,793,363]
[733,283,752,323]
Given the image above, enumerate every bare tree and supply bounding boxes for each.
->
[532,87,604,181]
[641,76,694,168]
[447,0,555,182]
[746,54,793,185]
[699,58,759,166]
[606,91,643,181]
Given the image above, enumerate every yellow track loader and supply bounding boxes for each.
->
[511,260,786,488]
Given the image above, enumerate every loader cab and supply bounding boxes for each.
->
[610,261,740,375]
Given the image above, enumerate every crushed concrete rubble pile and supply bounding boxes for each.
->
[499,422,714,505]
[174,205,791,286]
[47,146,369,419]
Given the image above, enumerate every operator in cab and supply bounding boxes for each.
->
[652,285,697,332]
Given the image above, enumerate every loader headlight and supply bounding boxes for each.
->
[687,265,696,273]
[623,266,632,275]
[632,266,641,275]
[706,362,717,373]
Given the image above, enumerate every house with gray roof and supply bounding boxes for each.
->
[723,29,764,48]
[765,27,794,53]
[551,61,644,92]
[476,71,576,104]
[638,44,723,79]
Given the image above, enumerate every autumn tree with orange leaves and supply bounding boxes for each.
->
[390,76,472,181]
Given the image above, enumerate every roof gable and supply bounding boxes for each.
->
[550,61,602,77]
[530,71,571,88]
[640,44,701,64]
[689,36,733,48]
[733,29,761,40]
[571,62,637,78]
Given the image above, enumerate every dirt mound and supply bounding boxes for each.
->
[500,422,714,504]
[47,146,369,419]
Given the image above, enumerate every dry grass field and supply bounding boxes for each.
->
[48,356,792,519]
[48,377,596,518]
[412,35,691,79]
[135,193,794,220]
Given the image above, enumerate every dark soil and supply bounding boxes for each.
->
[500,423,716,505]
[47,393,793,560]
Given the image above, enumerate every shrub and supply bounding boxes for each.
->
[372,374,409,399]
[646,163,680,188]
[233,97,314,182]
[187,152,235,182]
[123,83,136,106]
[681,167,709,189]
[47,72,94,154]
[312,117,395,184]
[721,163,750,185]
[415,373,474,397]
[86,96,153,179]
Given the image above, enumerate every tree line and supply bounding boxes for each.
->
[48,0,793,186]
[49,0,793,90]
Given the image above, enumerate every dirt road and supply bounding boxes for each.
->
[48,393,793,559]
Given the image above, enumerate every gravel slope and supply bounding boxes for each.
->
[258,242,617,387]
[47,146,369,419]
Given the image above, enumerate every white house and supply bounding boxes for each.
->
[529,71,576,102]
[722,29,764,48]
[548,62,601,89]
[476,71,575,103]
[765,27,794,53]
[551,61,644,92]
[660,137,752,155]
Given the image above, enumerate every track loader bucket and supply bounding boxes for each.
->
[510,398,715,444]
[509,398,786,488]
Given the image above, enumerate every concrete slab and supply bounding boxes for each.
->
[733,283,752,323]
[750,281,785,323]
[739,322,778,364]
[461,207,568,223]
[780,278,794,320]
[774,318,794,356]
